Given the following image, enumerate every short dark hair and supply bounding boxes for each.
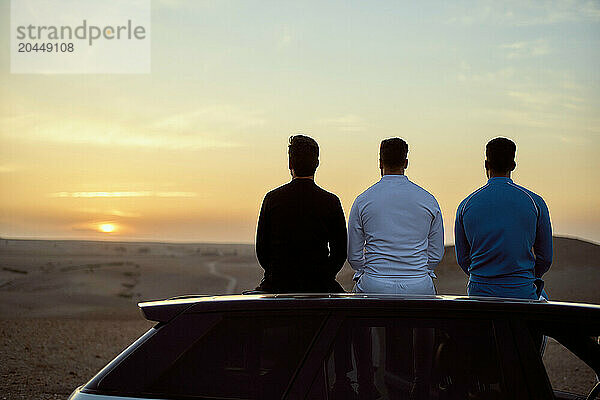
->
[380,138,408,169]
[288,135,319,176]
[486,137,516,173]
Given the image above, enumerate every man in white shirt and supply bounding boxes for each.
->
[347,138,444,400]
[348,138,445,295]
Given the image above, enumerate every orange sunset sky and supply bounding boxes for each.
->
[1,1,599,244]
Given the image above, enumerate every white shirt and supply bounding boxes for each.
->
[347,174,444,281]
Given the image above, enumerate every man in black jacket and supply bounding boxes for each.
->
[255,135,347,293]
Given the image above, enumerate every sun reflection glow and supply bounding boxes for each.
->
[99,223,116,233]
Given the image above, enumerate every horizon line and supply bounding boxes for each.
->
[1,234,598,247]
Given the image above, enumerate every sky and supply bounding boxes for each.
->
[1,0,599,244]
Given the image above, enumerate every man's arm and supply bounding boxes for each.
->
[347,198,366,277]
[454,202,471,275]
[533,197,553,278]
[255,194,271,272]
[327,196,347,279]
[426,203,445,275]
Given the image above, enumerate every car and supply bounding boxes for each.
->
[68,294,600,400]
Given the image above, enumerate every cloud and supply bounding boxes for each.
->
[464,105,600,136]
[457,65,516,83]
[150,105,265,133]
[153,0,185,8]
[50,191,197,198]
[557,135,591,144]
[34,123,238,149]
[77,208,142,218]
[0,165,17,173]
[447,0,600,26]
[507,90,584,110]
[277,26,294,49]
[0,105,264,150]
[456,65,586,108]
[500,39,551,59]
[317,114,366,132]
[153,0,219,10]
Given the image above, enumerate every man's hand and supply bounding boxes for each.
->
[534,279,545,299]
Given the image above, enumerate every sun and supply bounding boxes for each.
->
[99,223,116,233]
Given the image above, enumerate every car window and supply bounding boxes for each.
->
[526,321,600,400]
[542,337,598,397]
[145,312,324,399]
[308,316,511,400]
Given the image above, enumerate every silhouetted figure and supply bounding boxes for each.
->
[255,135,346,293]
[455,137,553,299]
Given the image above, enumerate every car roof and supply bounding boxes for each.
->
[138,294,600,323]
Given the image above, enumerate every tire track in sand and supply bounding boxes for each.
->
[206,261,237,294]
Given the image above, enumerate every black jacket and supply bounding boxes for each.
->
[256,179,347,293]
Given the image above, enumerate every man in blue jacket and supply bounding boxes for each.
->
[454,137,553,299]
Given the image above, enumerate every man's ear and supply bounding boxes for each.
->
[510,161,516,171]
[404,159,409,169]
[379,158,383,170]
[484,160,489,171]
[315,159,319,169]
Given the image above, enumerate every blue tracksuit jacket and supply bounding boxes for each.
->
[454,177,553,299]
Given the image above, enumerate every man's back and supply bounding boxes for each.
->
[348,175,444,279]
[455,177,552,286]
[256,178,347,292]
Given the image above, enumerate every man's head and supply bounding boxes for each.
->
[485,137,516,177]
[379,138,409,175]
[288,135,319,178]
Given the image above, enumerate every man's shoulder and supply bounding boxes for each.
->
[509,182,544,201]
[353,181,380,204]
[458,184,491,213]
[406,179,439,205]
[507,182,548,210]
[459,181,547,215]
[313,183,342,204]
[266,181,340,204]
[264,181,292,198]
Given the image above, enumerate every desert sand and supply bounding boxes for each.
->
[1,236,598,399]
